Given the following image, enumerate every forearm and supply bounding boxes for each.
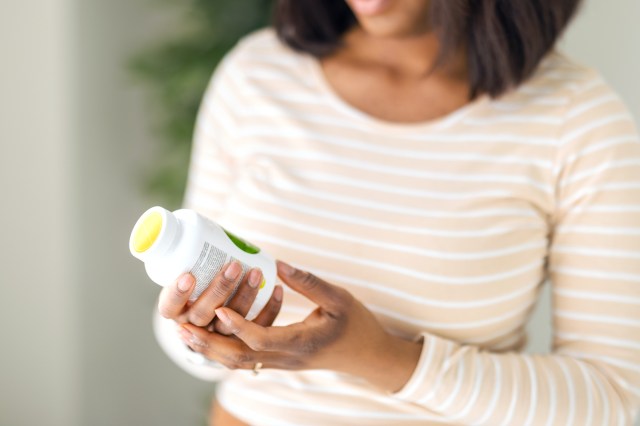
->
[391,333,637,425]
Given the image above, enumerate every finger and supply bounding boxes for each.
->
[215,268,263,334]
[215,306,307,353]
[188,261,243,327]
[157,273,195,320]
[179,324,257,370]
[181,322,305,370]
[276,261,347,312]
[180,324,292,370]
[253,285,283,327]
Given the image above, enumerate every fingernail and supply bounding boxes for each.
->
[274,285,283,302]
[215,308,231,325]
[178,274,194,292]
[183,330,207,347]
[277,261,295,277]
[224,261,242,280]
[248,269,262,288]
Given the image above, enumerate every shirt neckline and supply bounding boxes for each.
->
[304,54,490,134]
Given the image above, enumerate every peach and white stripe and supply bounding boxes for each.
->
[154,29,640,425]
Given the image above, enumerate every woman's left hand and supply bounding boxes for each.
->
[178,260,422,392]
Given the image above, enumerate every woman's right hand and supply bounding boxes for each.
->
[157,260,283,335]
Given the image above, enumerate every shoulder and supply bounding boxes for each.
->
[535,53,625,107]
[220,27,309,74]
[487,52,636,142]
[541,53,636,142]
[529,55,639,170]
[210,27,315,97]
[234,27,292,56]
[496,53,601,108]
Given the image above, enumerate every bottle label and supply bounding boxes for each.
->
[189,241,247,300]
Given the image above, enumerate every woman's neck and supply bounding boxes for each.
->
[341,26,467,82]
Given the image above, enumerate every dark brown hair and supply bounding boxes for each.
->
[273,0,583,99]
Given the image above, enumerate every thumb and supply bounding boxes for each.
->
[276,260,346,311]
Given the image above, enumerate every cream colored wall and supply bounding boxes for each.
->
[71,0,214,424]
[0,1,78,425]
[0,0,212,425]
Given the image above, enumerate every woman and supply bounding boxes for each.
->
[153,0,640,424]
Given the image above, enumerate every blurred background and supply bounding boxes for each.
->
[1,0,638,425]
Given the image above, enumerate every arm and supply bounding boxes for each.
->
[392,74,640,424]
[181,50,239,219]
[151,44,243,381]
[184,253,639,424]
[179,75,640,422]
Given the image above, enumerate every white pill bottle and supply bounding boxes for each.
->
[129,206,276,320]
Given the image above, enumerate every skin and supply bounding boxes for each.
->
[159,261,284,335]
[174,261,421,391]
[159,1,472,424]
[324,0,470,124]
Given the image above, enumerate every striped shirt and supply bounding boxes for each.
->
[154,28,640,425]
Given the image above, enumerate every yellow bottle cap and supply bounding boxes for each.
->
[133,211,163,253]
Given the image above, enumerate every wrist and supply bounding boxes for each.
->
[351,332,423,393]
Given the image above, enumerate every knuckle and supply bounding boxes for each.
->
[249,338,268,352]
[298,271,320,289]
[231,290,252,307]
[158,305,175,320]
[216,321,241,336]
[267,299,282,316]
[174,315,189,325]
[224,350,252,370]
[189,309,213,326]
[287,331,315,354]
[211,278,237,299]
[238,349,253,365]
[216,322,241,336]
[334,288,354,310]
[322,287,353,317]
[329,307,348,322]
[172,287,188,300]
[214,322,232,336]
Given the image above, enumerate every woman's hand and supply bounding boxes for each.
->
[179,261,423,392]
[157,261,284,335]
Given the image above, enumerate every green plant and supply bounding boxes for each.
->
[130,0,273,208]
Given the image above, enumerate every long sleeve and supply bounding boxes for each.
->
[152,44,244,382]
[181,50,241,217]
[392,74,640,425]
